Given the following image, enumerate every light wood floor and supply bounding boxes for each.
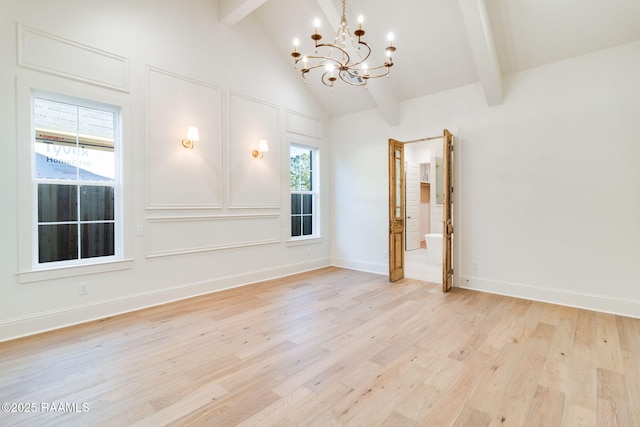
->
[1,267,638,426]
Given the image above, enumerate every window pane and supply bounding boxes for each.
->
[81,223,114,258]
[80,186,114,221]
[291,193,301,215]
[290,145,316,239]
[38,184,78,222]
[34,98,116,182]
[78,106,115,182]
[34,98,78,133]
[302,216,312,236]
[34,98,79,180]
[78,106,114,140]
[290,147,311,191]
[38,224,78,263]
[291,216,301,237]
[302,194,312,215]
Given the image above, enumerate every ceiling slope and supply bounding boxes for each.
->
[221,0,640,121]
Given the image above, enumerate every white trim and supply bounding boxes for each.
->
[16,76,134,281]
[330,257,387,275]
[459,276,640,319]
[1,258,331,342]
[17,23,130,92]
[18,259,134,284]
[144,65,223,210]
[286,109,323,139]
[227,91,281,209]
[287,236,325,247]
[145,213,281,258]
[30,91,124,271]
[290,143,320,239]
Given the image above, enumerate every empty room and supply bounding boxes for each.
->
[0,0,638,425]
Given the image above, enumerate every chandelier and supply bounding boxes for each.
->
[290,0,396,88]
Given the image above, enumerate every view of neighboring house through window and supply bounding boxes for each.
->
[33,93,120,266]
[290,144,317,238]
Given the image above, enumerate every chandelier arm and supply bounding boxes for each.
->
[295,54,343,68]
[314,43,352,65]
[365,63,392,72]
[349,41,372,67]
[362,66,391,80]
[301,61,341,79]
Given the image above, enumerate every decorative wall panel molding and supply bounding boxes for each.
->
[286,110,322,139]
[228,92,280,209]
[146,214,281,257]
[17,23,130,92]
[146,66,223,209]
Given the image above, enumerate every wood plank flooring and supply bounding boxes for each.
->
[0,267,638,426]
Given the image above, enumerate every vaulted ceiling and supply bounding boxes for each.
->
[219,0,640,124]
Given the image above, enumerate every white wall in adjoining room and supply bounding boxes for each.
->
[331,41,640,318]
[0,0,331,341]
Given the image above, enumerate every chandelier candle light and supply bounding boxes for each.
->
[291,0,396,87]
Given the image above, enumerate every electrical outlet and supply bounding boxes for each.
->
[78,282,88,295]
[383,250,389,259]
[472,260,479,271]
[136,225,144,237]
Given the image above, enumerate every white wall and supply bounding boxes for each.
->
[0,0,331,341]
[331,41,640,318]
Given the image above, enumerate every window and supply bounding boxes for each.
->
[32,93,121,267]
[290,144,318,239]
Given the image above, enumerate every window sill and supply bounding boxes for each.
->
[18,259,134,284]
[286,236,324,247]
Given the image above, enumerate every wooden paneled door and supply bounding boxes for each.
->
[389,130,454,291]
[388,139,405,282]
[442,129,454,292]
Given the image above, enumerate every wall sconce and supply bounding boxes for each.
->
[252,139,269,159]
[182,126,199,149]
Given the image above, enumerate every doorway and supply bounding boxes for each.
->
[388,130,454,291]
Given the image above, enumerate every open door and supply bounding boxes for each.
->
[389,130,454,290]
[442,129,454,291]
[388,139,405,282]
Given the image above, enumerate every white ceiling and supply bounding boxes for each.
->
[221,0,640,123]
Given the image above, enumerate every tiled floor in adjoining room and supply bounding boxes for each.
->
[404,248,442,284]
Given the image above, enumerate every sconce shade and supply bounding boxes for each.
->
[187,126,200,141]
[252,139,269,159]
[182,126,199,149]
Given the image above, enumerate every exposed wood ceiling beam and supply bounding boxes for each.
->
[315,0,400,125]
[219,0,269,26]
[459,0,503,106]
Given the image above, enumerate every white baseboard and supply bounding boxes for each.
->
[330,257,387,275]
[0,258,331,342]
[459,276,639,319]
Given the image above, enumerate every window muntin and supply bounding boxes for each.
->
[290,145,317,239]
[33,94,120,267]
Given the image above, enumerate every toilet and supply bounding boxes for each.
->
[425,233,443,264]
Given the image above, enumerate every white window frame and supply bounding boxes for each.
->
[30,91,123,270]
[290,143,319,240]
